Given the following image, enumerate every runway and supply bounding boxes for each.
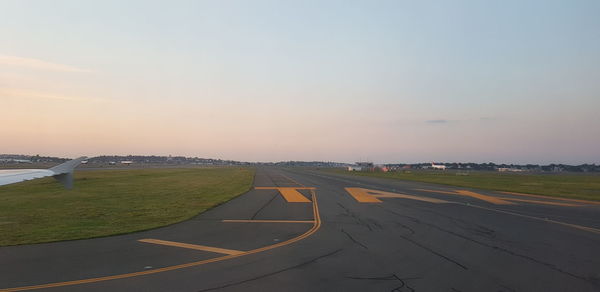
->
[1,167,599,291]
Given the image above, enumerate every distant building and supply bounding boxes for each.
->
[347,162,374,172]
[357,162,374,172]
[431,162,446,170]
[497,168,524,172]
[376,166,389,172]
[0,158,32,163]
[356,162,374,167]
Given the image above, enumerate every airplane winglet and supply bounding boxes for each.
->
[49,157,87,189]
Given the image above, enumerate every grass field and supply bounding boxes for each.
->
[328,169,600,201]
[0,167,254,246]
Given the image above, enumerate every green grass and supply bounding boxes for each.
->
[0,167,254,246]
[327,169,600,201]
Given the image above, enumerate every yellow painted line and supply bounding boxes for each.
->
[416,189,514,205]
[503,198,582,207]
[138,239,244,255]
[371,193,449,203]
[222,220,315,224]
[419,188,591,207]
[551,220,600,234]
[278,188,312,202]
[254,187,312,203]
[455,190,514,205]
[346,187,449,203]
[467,204,600,235]
[255,187,316,190]
[345,187,383,203]
[0,192,322,292]
[499,191,600,206]
[414,188,458,195]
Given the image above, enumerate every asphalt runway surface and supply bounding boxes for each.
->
[1,167,600,291]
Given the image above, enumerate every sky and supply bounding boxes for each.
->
[1,0,599,164]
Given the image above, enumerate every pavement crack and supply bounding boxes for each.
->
[347,274,418,292]
[381,206,596,285]
[468,224,495,238]
[250,193,279,220]
[417,207,497,240]
[372,220,384,230]
[396,234,468,270]
[337,202,374,231]
[197,249,343,292]
[341,228,368,249]
[499,284,518,292]
[394,222,416,235]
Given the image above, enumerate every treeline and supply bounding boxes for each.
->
[2,154,599,172]
[384,163,600,172]
[0,154,67,163]
[262,161,347,167]
[88,155,247,165]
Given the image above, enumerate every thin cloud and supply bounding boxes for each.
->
[0,54,92,73]
[425,119,449,124]
[425,117,498,124]
[479,117,498,121]
[0,88,107,103]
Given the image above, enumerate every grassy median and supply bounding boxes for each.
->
[327,169,600,201]
[0,167,254,246]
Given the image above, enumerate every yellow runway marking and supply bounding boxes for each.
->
[417,189,589,206]
[0,190,322,292]
[255,187,313,202]
[345,187,382,203]
[255,187,315,190]
[414,188,458,195]
[222,220,315,224]
[455,190,514,205]
[373,193,450,203]
[416,189,514,205]
[499,191,600,205]
[138,239,244,255]
[345,187,449,203]
[503,198,582,207]
[467,204,600,235]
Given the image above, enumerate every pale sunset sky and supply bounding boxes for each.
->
[1,0,599,164]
